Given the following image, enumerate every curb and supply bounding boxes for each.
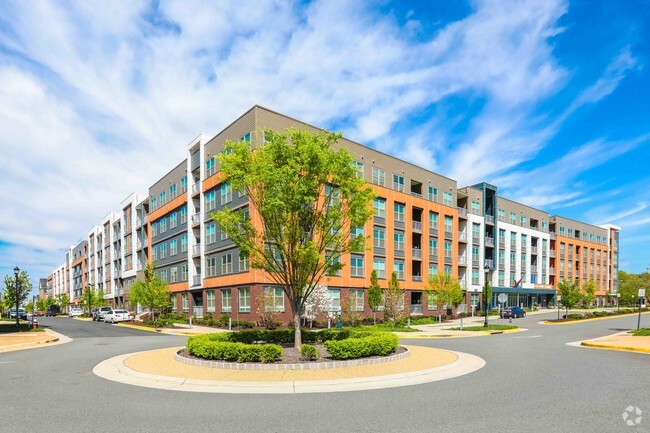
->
[397,327,525,339]
[580,341,650,354]
[0,328,70,353]
[93,347,485,394]
[543,311,649,326]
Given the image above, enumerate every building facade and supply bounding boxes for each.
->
[44,106,621,319]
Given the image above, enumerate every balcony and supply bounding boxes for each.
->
[412,275,422,282]
[458,255,467,266]
[549,250,556,258]
[472,236,480,244]
[457,207,468,218]
[458,232,467,242]
[485,237,495,247]
[521,245,527,253]
[531,246,538,255]
[459,278,468,289]
[137,241,143,250]
[549,267,556,276]
[137,263,143,272]
[485,215,495,225]
[114,269,122,279]
[192,181,201,196]
[410,304,423,315]
[412,248,422,259]
[412,221,422,232]
[136,218,142,229]
[192,274,202,287]
[484,259,494,270]
[191,212,202,226]
[192,244,201,256]
[531,266,537,273]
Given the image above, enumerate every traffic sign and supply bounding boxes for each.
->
[639,289,645,297]
[498,293,508,304]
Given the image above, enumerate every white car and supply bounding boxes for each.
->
[103,309,132,323]
[69,308,83,318]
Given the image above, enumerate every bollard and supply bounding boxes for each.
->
[407,318,411,328]
[328,318,331,329]
[189,316,193,329]
[228,317,232,330]
[460,317,463,330]
[509,316,512,324]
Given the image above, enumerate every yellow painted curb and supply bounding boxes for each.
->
[543,311,650,325]
[116,323,159,332]
[580,342,650,354]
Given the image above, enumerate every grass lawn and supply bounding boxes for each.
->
[447,324,519,331]
[631,328,650,336]
[0,323,45,333]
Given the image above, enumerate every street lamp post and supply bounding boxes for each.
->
[483,268,489,328]
[13,267,20,327]
[617,293,620,312]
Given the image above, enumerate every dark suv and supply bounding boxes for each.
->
[501,306,526,318]
[45,304,61,317]
[93,307,112,321]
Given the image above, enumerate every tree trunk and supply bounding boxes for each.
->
[294,311,301,350]
[373,311,376,325]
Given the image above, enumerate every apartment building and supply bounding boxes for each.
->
[45,105,621,318]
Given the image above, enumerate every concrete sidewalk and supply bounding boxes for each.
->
[579,332,650,354]
[0,328,67,353]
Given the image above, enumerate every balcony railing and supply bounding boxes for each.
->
[412,221,422,232]
[412,275,422,282]
[485,237,495,247]
[192,274,202,287]
[459,278,468,289]
[531,266,537,273]
[549,250,556,258]
[191,213,202,225]
[498,262,505,270]
[549,267,556,276]
[192,181,201,195]
[458,232,467,242]
[531,246,538,255]
[412,248,422,259]
[458,256,467,266]
[457,207,468,218]
[484,259,494,270]
[485,215,495,224]
[472,236,480,244]
[510,241,516,249]
[472,259,480,267]
[137,241,143,250]
[192,244,201,256]
[137,263,143,272]
[136,218,142,228]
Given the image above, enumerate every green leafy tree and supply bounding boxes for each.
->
[426,274,464,315]
[482,278,492,317]
[582,280,597,308]
[618,270,641,306]
[383,272,404,322]
[130,263,170,321]
[557,279,582,317]
[82,286,107,315]
[36,297,47,313]
[3,271,32,325]
[368,270,383,325]
[55,293,70,313]
[214,128,375,348]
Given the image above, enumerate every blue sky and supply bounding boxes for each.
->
[0,0,649,295]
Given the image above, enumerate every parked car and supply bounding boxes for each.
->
[45,304,61,317]
[69,308,83,318]
[9,308,27,320]
[93,306,113,321]
[103,309,132,324]
[501,306,526,318]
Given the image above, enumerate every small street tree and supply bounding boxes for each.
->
[582,279,597,309]
[214,128,375,349]
[256,288,282,330]
[3,271,32,325]
[130,263,170,321]
[368,270,383,325]
[36,297,47,313]
[557,279,582,317]
[425,274,464,317]
[302,284,329,328]
[55,293,70,314]
[383,272,403,322]
[82,286,107,315]
[482,278,492,317]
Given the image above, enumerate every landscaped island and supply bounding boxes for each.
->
[185,330,399,364]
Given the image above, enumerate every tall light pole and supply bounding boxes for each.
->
[13,267,20,326]
[483,268,489,328]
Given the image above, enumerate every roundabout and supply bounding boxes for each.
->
[93,344,485,394]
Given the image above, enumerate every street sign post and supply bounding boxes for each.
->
[638,289,646,330]
[497,294,507,325]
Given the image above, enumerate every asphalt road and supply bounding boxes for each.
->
[0,313,648,433]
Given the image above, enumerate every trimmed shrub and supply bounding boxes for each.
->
[300,344,319,361]
[186,334,282,363]
[324,332,398,360]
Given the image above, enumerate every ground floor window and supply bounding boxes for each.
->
[325,289,341,312]
[263,286,284,312]
[181,293,189,312]
[470,293,479,307]
[206,290,215,312]
[222,289,231,312]
[171,295,177,312]
[239,287,250,312]
[353,289,364,311]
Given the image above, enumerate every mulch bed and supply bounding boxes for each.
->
[180,344,407,365]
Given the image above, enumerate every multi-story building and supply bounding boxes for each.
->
[44,106,621,318]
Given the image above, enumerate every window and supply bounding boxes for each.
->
[428,264,438,277]
[221,254,233,274]
[170,183,177,199]
[393,174,405,192]
[472,246,479,263]
[429,212,438,229]
[472,223,480,242]
[444,216,453,234]
[353,289,364,311]
[428,186,438,202]
[206,257,217,277]
[471,201,480,215]
[427,292,438,310]
[444,241,452,258]
[180,176,187,193]
[394,231,405,251]
[206,290,215,312]
[170,267,178,283]
[520,215,527,226]
[394,260,404,279]
[429,237,438,253]
[242,132,251,142]
[373,198,386,217]
[180,234,188,253]
[373,257,386,278]
[472,269,479,285]
[238,287,250,312]
[542,221,547,231]
[239,252,249,272]
[181,293,188,312]
[444,266,452,276]
[372,167,385,186]
[325,185,340,207]
[151,197,157,210]
[373,227,385,248]
[205,190,216,211]
[206,157,216,177]
[160,191,167,206]
[264,287,285,312]
[220,182,232,205]
[351,227,364,240]
[152,222,158,236]
[325,289,341,312]
[498,271,505,286]
[221,289,231,312]
[169,212,177,229]
[521,234,527,248]
[160,218,167,234]
[498,209,505,222]
[325,251,341,276]
[351,256,364,277]
[509,212,516,224]
[394,203,405,222]
[352,161,364,178]
[443,191,453,206]
[180,206,187,224]
[181,264,188,281]
[170,239,177,256]
[220,223,229,241]
[160,243,167,259]
[206,224,216,244]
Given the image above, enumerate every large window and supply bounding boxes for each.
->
[352,161,364,178]
[444,216,453,234]
[220,182,232,205]
[170,239,177,256]
[169,212,177,229]
[351,256,364,277]
[206,157,216,177]
[394,260,404,280]
[170,183,177,199]
[394,231,405,251]
[170,267,177,283]
[393,174,405,192]
[373,257,386,279]
[206,224,216,244]
[264,287,285,312]
[206,290,215,312]
[180,206,187,224]
[373,227,385,248]
[372,167,385,186]
[373,198,386,217]
[443,191,453,206]
[444,241,452,258]
[353,289,364,311]
[429,212,438,229]
[160,243,167,259]
[181,264,188,281]
[325,289,341,312]
[238,287,250,312]
[205,190,216,211]
[239,252,249,272]
[206,257,217,277]
[221,254,233,274]
[428,186,438,202]
[159,217,166,234]
[180,234,188,252]
[181,293,188,312]
[221,289,232,312]
[394,203,405,222]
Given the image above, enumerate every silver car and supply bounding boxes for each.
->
[103,309,132,323]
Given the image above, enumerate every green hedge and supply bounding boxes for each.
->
[300,344,319,361]
[324,332,398,360]
[186,335,282,363]
[199,329,352,345]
